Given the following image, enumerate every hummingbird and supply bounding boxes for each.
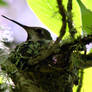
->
[2,15,52,41]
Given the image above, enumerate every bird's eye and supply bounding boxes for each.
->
[36,29,42,34]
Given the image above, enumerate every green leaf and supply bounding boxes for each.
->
[89,48,92,54]
[0,0,7,6]
[76,0,92,35]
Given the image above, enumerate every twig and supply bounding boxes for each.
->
[55,0,67,43]
[77,69,84,92]
[67,0,77,38]
[78,53,92,68]
[60,35,92,51]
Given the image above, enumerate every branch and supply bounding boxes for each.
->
[55,0,67,43]
[77,69,84,92]
[78,53,92,68]
[60,35,92,51]
[67,0,77,38]
[71,52,92,69]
